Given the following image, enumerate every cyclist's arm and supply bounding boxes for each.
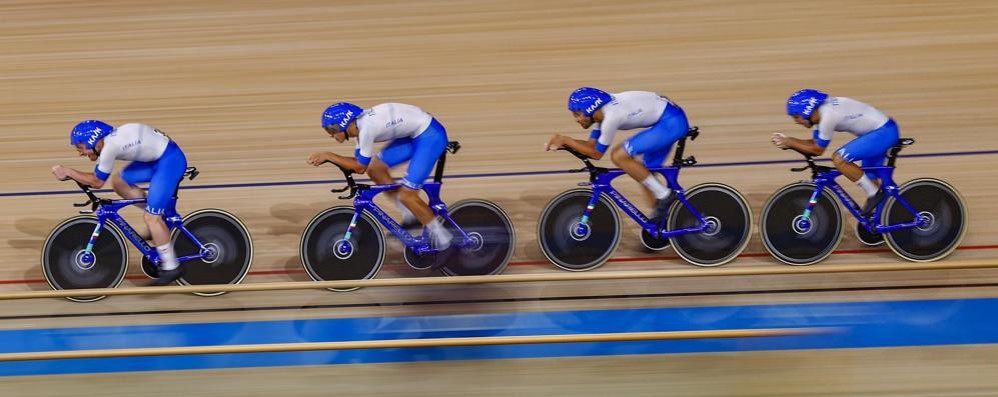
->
[563,137,603,159]
[548,134,603,159]
[325,152,367,174]
[783,137,826,156]
[62,167,106,188]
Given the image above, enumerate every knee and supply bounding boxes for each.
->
[398,187,420,204]
[112,174,130,193]
[142,211,165,225]
[831,152,850,168]
[610,146,632,166]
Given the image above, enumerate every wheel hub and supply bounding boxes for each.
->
[74,250,96,270]
[916,211,937,232]
[569,222,591,241]
[701,216,722,237]
[792,215,813,235]
[201,242,220,264]
[333,239,354,260]
[461,232,485,252]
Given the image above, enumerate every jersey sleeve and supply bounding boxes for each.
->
[588,129,601,141]
[813,108,836,148]
[93,147,117,181]
[355,130,376,166]
[595,119,620,154]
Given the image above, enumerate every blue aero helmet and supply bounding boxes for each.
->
[568,87,612,117]
[69,120,114,150]
[322,102,364,137]
[786,89,828,119]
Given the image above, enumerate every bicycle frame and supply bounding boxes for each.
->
[72,169,212,267]
[332,142,474,256]
[579,168,708,239]
[790,139,929,234]
[563,127,712,239]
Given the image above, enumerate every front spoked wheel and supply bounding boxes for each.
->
[438,200,516,276]
[175,209,254,296]
[300,207,385,291]
[760,183,843,265]
[41,216,128,302]
[537,189,621,271]
[668,183,752,267]
[884,178,966,262]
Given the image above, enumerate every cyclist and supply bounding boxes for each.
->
[51,120,188,285]
[308,102,452,249]
[547,87,690,221]
[771,89,900,215]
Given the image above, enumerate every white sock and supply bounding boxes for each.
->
[156,243,179,271]
[641,175,672,200]
[427,218,452,248]
[395,195,416,223]
[857,175,879,197]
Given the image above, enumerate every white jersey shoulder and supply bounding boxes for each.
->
[355,103,433,159]
[95,123,171,176]
[815,97,890,141]
[595,91,670,148]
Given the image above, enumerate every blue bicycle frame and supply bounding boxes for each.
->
[332,141,475,256]
[791,140,929,234]
[578,167,709,239]
[564,126,714,240]
[73,173,213,267]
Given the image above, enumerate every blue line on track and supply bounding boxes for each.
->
[1,297,996,376]
[5,149,997,198]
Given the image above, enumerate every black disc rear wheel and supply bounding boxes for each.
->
[884,178,966,262]
[438,200,516,276]
[668,184,752,266]
[175,209,253,296]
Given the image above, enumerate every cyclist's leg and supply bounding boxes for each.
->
[614,105,688,210]
[116,161,154,203]
[144,143,187,282]
[377,138,416,222]
[834,120,900,213]
[398,120,449,246]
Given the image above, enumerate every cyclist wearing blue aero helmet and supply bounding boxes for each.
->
[308,102,453,249]
[52,120,189,285]
[547,87,691,221]
[772,89,901,215]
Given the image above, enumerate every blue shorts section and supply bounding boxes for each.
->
[835,119,900,179]
[119,141,188,215]
[2,297,998,377]
[377,119,448,190]
[622,104,690,168]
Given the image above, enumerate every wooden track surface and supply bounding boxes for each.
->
[1,0,997,393]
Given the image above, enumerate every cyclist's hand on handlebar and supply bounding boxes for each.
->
[51,165,71,181]
[771,132,789,149]
[546,134,569,152]
[306,152,330,167]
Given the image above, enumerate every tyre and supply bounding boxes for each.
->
[174,209,254,296]
[537,189,621,271]
[760,182,843,265]
[668,183,752,266]
[300,207,385,291]
[884,178,966,262]
[41,216,128,302]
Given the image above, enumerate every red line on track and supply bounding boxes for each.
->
[5,244,997,286]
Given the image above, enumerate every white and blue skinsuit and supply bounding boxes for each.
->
[354,103,448,190]
[93,123,187,215]
[813,96,900,178]
[588,91,690,167]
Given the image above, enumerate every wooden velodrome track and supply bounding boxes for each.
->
[2,0,998,395]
